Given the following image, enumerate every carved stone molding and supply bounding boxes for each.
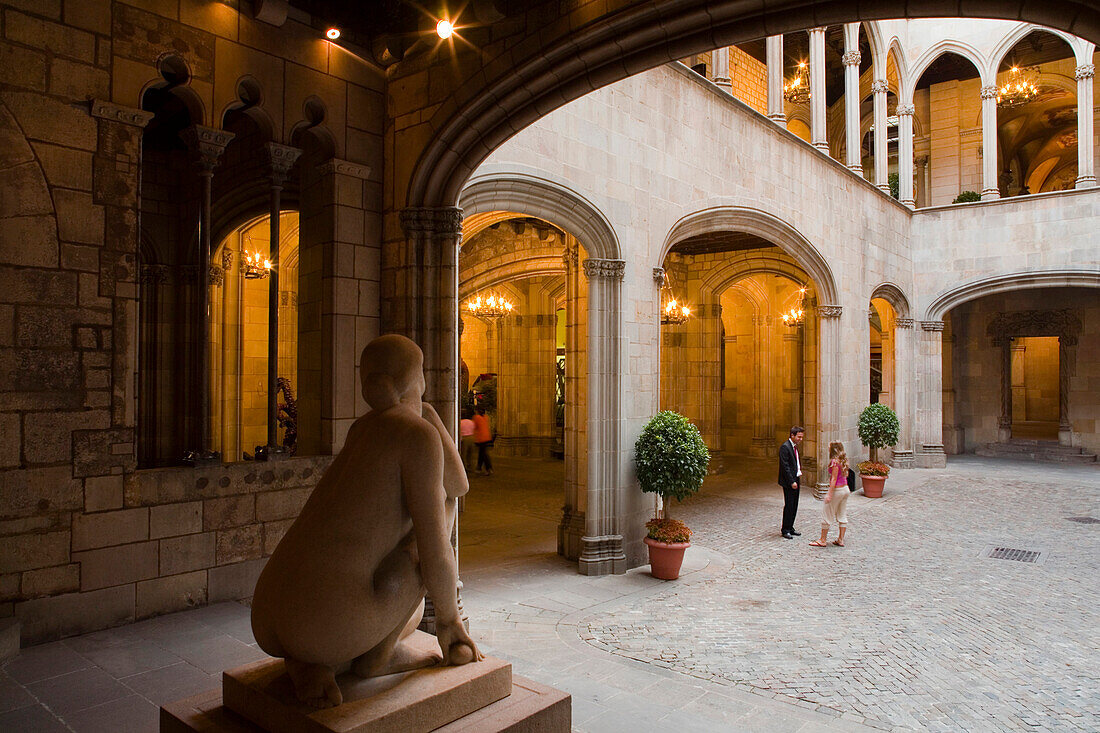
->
[1076,64,1095,81]
[896,104,915,117]
[895,318,915,329]
[400,207,464,236]
[987,309,1081,346]
[920,320,944,331]
[842,50,861,66]
[980,85,998,100]
[181,125,235,172]
[317,158,372,180]
[653,267,666,284]
[871,79,889,94]
[222,249,234,271]
[139,264,170,284]
[89,100,154,128]
[583,258,625,281]
[208,265,224,287]
[266,142,302,185]
[817,305,842,318]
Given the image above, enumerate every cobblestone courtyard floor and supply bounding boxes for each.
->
[1,454,1097,731]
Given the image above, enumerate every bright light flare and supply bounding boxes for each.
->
[326,28,341,40]
[436,19,454,39]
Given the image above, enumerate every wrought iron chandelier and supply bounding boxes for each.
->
[997,65,1039,109]
[783,61,810,104]
[465,292,515,319]
[243,251,271,279]
[659,273,691,326]
[780,287,808,326]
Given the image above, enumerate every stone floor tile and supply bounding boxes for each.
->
[3,640,91,683]
[157,633,266,675]
[0,703,70,732]
[119,661,216,706]
[64,693,159,733]
[26,666,130,715]
[70,639,183,679]
[0,670,36,714]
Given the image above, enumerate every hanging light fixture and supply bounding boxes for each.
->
[465,291,515,320]
[660,272,691,326]
[781,287,808,326]
[242,250,271,280]
[783,61,810,104]
[997,65,1039,109]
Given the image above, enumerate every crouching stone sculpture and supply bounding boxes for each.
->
[250,334,481,708]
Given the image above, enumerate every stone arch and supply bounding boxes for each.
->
[0,98,58,267]
[458,174,620,260]
[904,41,991,102]
[660,206,839,306]
[989,24,1085,73]
[459,259,566,300]
[924,269,1100,322]
[405,2,1099,209]
[870,282,912,319]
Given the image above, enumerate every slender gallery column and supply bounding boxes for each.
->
[558,242,586,561]
[917,320,947,468]
[892,318,915,468]
[843,24,862,172]
[398,207,464,438]
[264,144,302,451]
[1058,335,1076,445]
[980,85,1001,200]
[897,103,915,207]
[767,35,786,125]
[1076,63,1096,188]
[809,27,828,153]
[580,257,626,576]
[713,46,732,93]
[815,305,843,490]
[872,79,890,191]
[750,312,772,456]
[181,125,234,459]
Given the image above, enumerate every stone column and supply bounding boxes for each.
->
[915,156,929,208]
[980,85,1001,200]
[917,320,947,468]
[713,46,732,94]
[995,336,1013,442]
[1058,335,1075,445]
[843,25,862,172]
[559,242,586,560]
[264,144,301,451]
[766,35,786,125]
[397,207,464,438]
[872,79,890,191]
[1075,63,1096,188]
[181,125,235,459]
[897,104,916,207]
[809,27,829,154]
[579,257,626,576]
[750,312,772,456]
[815,305,843,490]
[892,318,915,468]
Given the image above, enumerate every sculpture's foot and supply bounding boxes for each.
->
[284,657,342,709]
[351,637,442,678]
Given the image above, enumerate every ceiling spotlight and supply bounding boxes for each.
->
[436,19,454,39]
[325,27,341,40]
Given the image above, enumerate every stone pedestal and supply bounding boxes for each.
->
[160,632,569,733]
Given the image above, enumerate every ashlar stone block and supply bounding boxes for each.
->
[71,507,149,550]
[136,569,207,619]
[151,501,203,538]
[72,540,158,590]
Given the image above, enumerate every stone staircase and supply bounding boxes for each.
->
[975,439,1098,463]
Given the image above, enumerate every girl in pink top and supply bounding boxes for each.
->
[809,441,850,547]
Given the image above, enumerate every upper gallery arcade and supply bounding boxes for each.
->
[0,0,1096,643]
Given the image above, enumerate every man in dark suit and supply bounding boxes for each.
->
[778,426,805,539]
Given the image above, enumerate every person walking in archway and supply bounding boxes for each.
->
[473,406,494,476]
[778,426,804,539]
[809,441,850,547]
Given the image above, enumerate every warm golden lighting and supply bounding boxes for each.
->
[783,61,810,104]
[465,292,514,319]
[781,286,808,325]
[997,65,1039,109]
[659,276,692,326]
[436,19,454,39]
[325,27,341,40]
[243,251,271,280]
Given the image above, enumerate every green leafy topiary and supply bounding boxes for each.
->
[888,173,900,200]
[952,190,981,203]
[634,411,709,514]
[857,403,900,462]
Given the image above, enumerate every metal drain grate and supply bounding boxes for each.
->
[1067,516,1100,524]
[985,546,1042,563]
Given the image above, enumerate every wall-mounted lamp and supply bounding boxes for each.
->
[325,27,341,40]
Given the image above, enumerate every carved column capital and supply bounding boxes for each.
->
[980,85,998,100]
[920,320,945,331]
[222,249,234,271]
[562,246,578,270]
[583,258,625,281]
[652,267,666,284]
[181,125,235,173]
[871,79,889,94]
[817,305,843,318]
[895,318,915,329]
[1075,63,1095,81]
[316,158,372,179]
[400,207,464,237]
[896,104,915,117]
[842,50,861,66]
[89,100,154,128]
[209,265,224,287]
[265,142,302,186]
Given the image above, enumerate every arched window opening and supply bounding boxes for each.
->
[914,52,983,206]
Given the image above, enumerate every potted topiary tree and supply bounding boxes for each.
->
[857,403,900,498]
[634,411,710,579]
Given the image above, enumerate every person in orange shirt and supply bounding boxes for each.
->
[472,407,493,476]
[459,410,476,471]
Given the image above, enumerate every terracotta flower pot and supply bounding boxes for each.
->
[860,474,886,498]
[644,536,690,579]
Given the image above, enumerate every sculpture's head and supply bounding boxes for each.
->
[360,335,425,411]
